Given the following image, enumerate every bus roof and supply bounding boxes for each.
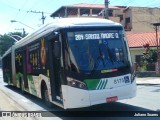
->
[3,18,122,57]
[48,17,122,27]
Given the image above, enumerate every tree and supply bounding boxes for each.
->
[143,48,157,64]
[143,47,157,71]
[0,32,25,56]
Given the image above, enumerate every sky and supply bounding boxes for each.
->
[0,0,160,35]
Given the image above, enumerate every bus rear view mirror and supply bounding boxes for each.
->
[54,41,61,59]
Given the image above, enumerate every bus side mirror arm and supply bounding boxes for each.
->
[54,41,61,59]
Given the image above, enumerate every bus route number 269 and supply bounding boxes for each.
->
[75,34,84,40]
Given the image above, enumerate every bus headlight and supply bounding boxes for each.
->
[67,77,87,90]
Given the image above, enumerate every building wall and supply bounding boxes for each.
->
[51,5,160,33]
[129,48,144,63]
[125,7,160,71]
[124,8,132,30]
[130,7,160,32]
[113,9,125,25]
[109,17,120,23]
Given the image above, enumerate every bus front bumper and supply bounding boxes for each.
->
[61,80,136,109]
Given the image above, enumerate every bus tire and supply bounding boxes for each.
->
[42,83,52,108]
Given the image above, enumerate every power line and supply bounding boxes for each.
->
[13,0,28,20]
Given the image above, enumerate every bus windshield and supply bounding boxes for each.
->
[67,30,128,74]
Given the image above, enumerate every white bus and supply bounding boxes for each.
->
[2,18,136,109]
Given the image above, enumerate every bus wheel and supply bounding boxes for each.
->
[42,84,52,108]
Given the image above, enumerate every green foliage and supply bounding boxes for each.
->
[141,48,157,71]
[0,32,25,56]
[143,49,157,64]
[0,35,14,55]
[137,64,147,72]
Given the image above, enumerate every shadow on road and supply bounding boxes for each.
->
[5,85,158,118]
[5,85,61,111]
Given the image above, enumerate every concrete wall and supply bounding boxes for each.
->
[109,17,120,23]
[130,7,160,32]
[129,48,144,63]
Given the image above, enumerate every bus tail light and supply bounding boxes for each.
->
[67,77,87,90]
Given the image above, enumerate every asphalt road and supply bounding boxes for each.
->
[0,69,159,120]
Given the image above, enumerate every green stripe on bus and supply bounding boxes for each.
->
[16,72,24,87]
[27,75,37,96]
[96,79,108,90]
[100,80,106,89]
[84,79,108,90]
[103,79,108,89]
[96,79,103,90]
[84,79,100,90]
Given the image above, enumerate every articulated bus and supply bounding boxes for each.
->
[2,18,136,109]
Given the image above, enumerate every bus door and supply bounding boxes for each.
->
[22,50,28,90]
[48,36,62,102]
[15,49,28,90]
[2,53,12,84]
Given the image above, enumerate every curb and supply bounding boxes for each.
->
[136,83,160,85]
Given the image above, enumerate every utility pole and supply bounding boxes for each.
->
[15,28,25,37]
[104,0,109,19]
[152,22,160,74]
[29,10,46,24]
[41,12,45,24]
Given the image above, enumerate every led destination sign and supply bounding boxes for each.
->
[74,32,120,41]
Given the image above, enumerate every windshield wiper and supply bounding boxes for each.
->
[99,47,105,67]
[91,46,105,74]
[106,44,114,64]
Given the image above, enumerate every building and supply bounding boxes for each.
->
[50,3,160,33]
[50,4,160,71]
[50,3,126,26]
[124,7,160,32]
[126,31,160,71]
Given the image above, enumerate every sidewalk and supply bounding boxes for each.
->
[136,77,160,85]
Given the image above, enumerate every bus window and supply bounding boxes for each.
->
[67,30,128,74]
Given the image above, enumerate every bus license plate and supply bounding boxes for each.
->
[106,96,118,103]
